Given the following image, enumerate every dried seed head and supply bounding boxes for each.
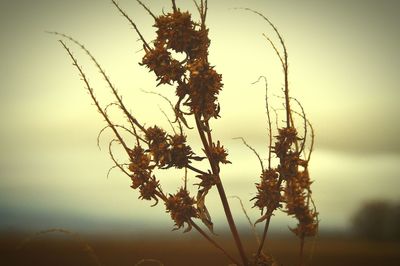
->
[196,172,219,191]
[289,206,319,237]
[277,152,299,181]
[145,126,170,166]
[128,146,151,173]
[138,178,159,203]
[273,127,298,159]
[165,188,198,231]
[154,10,209,59]
[130,170,151,190]
[209,140,231,164]
[284,171,318,237]
[253,169,281,214]
[141,43,184,85]
[186,59,222,121]
[168,134,193,168]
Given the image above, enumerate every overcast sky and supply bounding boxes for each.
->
[1,0,400,154]
[0,0,399,233]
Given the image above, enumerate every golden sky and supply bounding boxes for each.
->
[0,0,399,233]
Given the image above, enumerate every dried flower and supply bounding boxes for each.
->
[154,10,209,59]
[165,188,198,231]
[196,172,219,191]
[128,146,151,172]
[209,140,231,164]
[58,1,319,265]
[145,126,170,167]
[139,178,159,203]
[185,59,222,121]
[253,169,281,215]
[141,43,185,85]
[168,134,193,168]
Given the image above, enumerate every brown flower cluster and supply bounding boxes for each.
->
[141,8,222,122]
[145,126,195,169]
[274,127,300,180]
[196,172,219,192]
[209,140,231,164]
[274,127,318,237]
[141,45,184,85]
[154,10,209,59]
[165,188,198,231]
[128,146,159,202]
[252,169,281,219]
[127,124,200,205]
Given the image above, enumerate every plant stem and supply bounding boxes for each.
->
[194,115,248,266]
[299,235,305,266]
[190,220,239,266]
[186,164,208,175]
[215,182,248,266]
[256,213,271,260]
[284,65,291,128]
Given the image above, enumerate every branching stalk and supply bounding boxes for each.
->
[195,115,248,266]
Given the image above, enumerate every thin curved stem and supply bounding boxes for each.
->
[59,40,130,155]
[111,0,151,51]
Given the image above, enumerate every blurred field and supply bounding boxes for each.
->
[1,231,400,266]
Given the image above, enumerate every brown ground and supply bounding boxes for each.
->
[1,232,399,266]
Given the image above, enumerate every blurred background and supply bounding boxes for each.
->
[1,0,399,265]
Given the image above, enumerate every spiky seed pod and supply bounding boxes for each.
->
[273,127,298,159]
[207,140,230,164]
[165,188,198,231]
[168,134,193,168]
[128,146,151,173]
[141,43,185,85]
[176,81,189,98]
[273,127,301,182]
[138,178,159,202]
[186,59,222,121]
[145,126,171,167]
[284,172,318,237]
[154,10,210,59]
[146,126,168,144]
[187,28,210,60]
[287,197,318,238]
[196,172,219,191]
[130,170,151,190]
[253,169,281,214]
[277,151,299,181]
[293,210,319,237]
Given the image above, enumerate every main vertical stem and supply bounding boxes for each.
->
[215,182,247,265]
[256,214,271,260]
[284,64,291,128]
[195,115,248,266]
[190,220,239,265]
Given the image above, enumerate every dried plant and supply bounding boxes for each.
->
[51,1,318,265]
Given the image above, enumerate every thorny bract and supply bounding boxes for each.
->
[52,1,319,265]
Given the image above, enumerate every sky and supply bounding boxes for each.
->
[0,0,399,235]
